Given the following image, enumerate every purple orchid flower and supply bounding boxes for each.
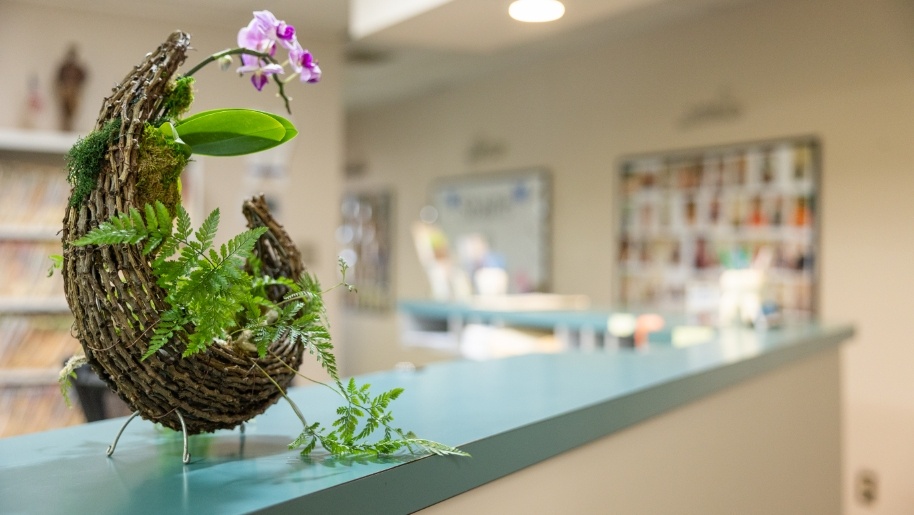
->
[233,10,319,92]
[289,43,322,83]
[238,17,274,54]
[252,10,297,49]
[237,62,284,91]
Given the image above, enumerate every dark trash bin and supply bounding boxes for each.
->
[72,364,131,422]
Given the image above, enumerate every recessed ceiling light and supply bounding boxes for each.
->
[508,0,565,23]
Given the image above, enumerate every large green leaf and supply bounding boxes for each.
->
[172,109,298,156]
[262,112,299,145]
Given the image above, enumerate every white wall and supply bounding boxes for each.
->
[3,0,913,511]
[423,349,842,514]
[0,0,346,380]
[345,0,914,513]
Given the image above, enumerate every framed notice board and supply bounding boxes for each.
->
[431,168,551,294]
[615,137,819,319]
[338,189,394,311]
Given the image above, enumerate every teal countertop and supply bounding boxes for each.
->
[398,298,645,331]
[0,323,853,514]
[397,298,701,334]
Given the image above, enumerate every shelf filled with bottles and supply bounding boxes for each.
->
[0,132,81,438]
[616,138,819,317]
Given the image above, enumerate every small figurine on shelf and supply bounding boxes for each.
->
[54,44,87,132]
[19,75,45,129]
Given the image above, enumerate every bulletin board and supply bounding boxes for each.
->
[615,137,819,318]
[431,168,551,294]
[338,190,394,311]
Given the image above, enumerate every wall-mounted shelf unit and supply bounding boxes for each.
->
[0,129,85,437]
[615,137,820,321]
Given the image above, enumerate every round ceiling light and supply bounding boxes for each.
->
[508,0,565,23]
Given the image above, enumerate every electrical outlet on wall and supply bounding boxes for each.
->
[855,469,878,507]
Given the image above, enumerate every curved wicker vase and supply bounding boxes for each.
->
[61,32,306,434]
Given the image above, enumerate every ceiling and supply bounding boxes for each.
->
[13,0,754,111]
[343,0,756,111]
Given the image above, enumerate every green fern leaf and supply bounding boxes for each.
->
[407,438,471,457]
[156,201,173,233]
[73,208,149,246]
[220,227,267,264]
[144,203,159,233]
[143,310,183,360]
[174,205,192,240]
[301,437,318,456]
[143,236,163,255]
[195,208,220,252]
[129,206,144,232]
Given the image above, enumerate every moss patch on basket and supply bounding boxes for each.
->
[161,76,195,120]
[135,124,188,214]
[65,118,120,206]
[65,77,192,211]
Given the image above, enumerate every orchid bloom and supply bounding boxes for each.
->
[289,43,321,83]
[231,10,320,93]
[253,10,296,48]
[238,17,276,58]
[237,62,284,91]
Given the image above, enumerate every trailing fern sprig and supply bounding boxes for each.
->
[286,376,468,458]
[273,356,468,458]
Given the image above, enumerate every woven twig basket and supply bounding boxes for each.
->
[61,32,306,434]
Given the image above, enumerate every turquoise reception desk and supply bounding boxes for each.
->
[0,321,853,514]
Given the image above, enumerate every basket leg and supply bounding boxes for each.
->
[175,410,191,464]
[106,410,141,457]
[106,410,192,464]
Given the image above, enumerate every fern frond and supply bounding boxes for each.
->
[144,203,160,233]
[73,201,175,253]
[73,208,149,246]
[373,388,403,412]
[176,242,201,270]
[254,274,298,294]
[174,204,193,241]
[406,438,471,457]
[156,201,173,233]
[142,201,174,255]
[143,309,183,360]
[289,422,321,454]
[302,332,337,380]
[194,208,220,252]
[220,227,268,266]
[129,205,145,232]
[143,234,164,255]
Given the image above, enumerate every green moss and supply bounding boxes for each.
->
[135,124,189,214]
[161,76,195,120]
[65,119,120,206]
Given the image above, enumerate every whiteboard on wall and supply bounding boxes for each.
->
[431,169,550,294]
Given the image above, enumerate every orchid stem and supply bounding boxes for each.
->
[182,48,292,114]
